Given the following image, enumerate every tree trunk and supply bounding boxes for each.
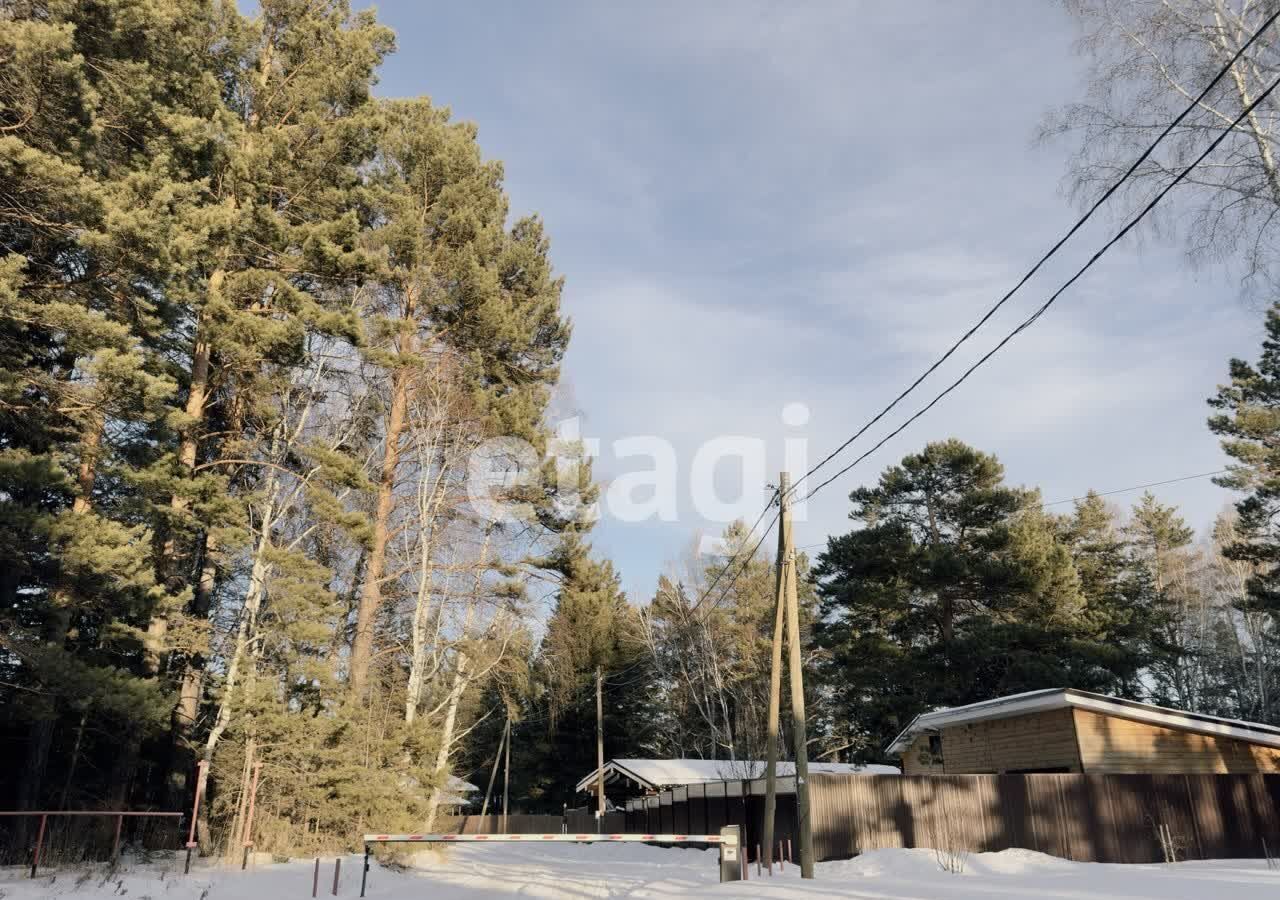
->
[405,516,440,725]
[423,531,488,831]
[166,532,217,808]
[146,275,220,674]
[18,416,102,813]
[350,287,417,700]
[1212,7,1280,207]
[423,649,472,832]
[195,477,277,842]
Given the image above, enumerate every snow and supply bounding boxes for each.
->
[5,844,1279,899]
[580,758,899,792]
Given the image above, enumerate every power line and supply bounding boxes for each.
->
[793,467,1227,552]
[1042,469,1226,507]
[787,8,1280,502]
[800,71,1280,505]
[676,9,1278,625]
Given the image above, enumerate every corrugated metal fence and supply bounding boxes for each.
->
[623,773,1280,863]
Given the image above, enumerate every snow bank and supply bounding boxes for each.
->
[2,844,1277,899]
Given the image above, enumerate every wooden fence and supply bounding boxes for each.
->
[623,773,1280,864]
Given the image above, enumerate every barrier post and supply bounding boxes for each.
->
[30,813,47,878]
[312,858,320,897]
[360,844,370,898]
[718,825,742,883]
[332,857,341,895]
[113,814,124,864]
[186,759,207,874]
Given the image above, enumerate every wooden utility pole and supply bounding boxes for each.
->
[596,666,606,821]
[781,474,815,878]
[761,475,788,871]
[480,717,509,820]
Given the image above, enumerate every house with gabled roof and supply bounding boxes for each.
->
[887,688,1280,775]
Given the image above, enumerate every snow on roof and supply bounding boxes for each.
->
[575,758,899,794]
[885,687,1280,755]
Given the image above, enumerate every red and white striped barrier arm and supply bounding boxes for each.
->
[363,833,726,844]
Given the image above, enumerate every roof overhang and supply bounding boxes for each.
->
[885,688,1280,756]
[575,761,658,795]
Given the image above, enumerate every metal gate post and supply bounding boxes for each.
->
[718,824,742,883]
[30,814,47,878]
[360,844,370,898]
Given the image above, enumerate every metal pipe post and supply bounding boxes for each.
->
[360,845,370,898]
[187,758,207,872]
[30,813,47,878]
[332,857,341,895]
[312,858,320,897]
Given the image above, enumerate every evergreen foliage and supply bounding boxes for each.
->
[811,440,1153,761]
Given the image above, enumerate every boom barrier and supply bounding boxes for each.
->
[358,831,734,895]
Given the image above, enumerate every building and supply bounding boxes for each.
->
[888,688,1280,775]
[576,757,897,805]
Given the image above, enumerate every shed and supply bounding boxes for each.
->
[887,688,1280,775]
[576,757,898,803]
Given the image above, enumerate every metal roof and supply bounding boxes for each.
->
[574,758,898,794]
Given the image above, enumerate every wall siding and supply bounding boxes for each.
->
[934,708,1081,774]
[900,735,944,775]
[1073,709,1280,774]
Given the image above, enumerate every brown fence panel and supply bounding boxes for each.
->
[805,773,1279,864]
[595,772,1279,863]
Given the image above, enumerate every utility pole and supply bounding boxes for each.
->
[503,717,511,832]
[761,475,788,871]
[780,473,815,878]
[480,717,509,821]
[596,666,606,823]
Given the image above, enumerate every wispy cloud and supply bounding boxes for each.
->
[374,0,1260,598]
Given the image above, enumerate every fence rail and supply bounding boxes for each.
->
[621,773,1280,864]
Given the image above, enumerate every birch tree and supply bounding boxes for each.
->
[1042,0,1280,290]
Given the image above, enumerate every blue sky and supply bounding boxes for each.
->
[371,1,1263,600]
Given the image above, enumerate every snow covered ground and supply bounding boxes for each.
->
[3,844,1279,899]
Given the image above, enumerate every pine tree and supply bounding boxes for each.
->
[515,534,654,812]
[0,0,224,813]
[1126,493,1204,709]
[813,440,1132,761]
[1209,301,1280,616]
[348,96,570,700]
